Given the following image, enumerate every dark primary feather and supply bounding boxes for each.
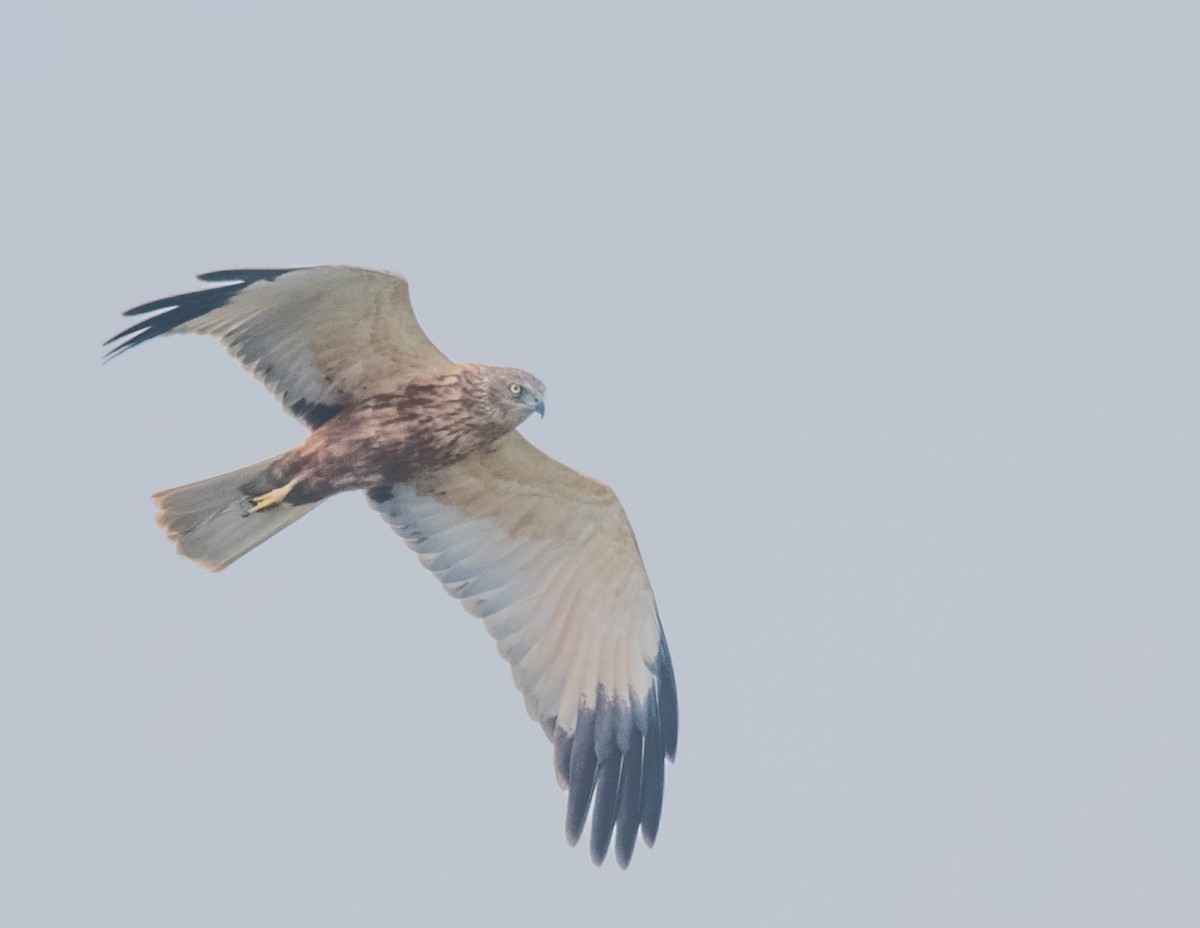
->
[655,632,680,760]
[639,690,667,846]
[102,268,294,359]
[565,710,598,846]
[613,734,644,867]
[589,754,622,864]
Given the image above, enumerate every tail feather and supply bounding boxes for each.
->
[153,455,321,571]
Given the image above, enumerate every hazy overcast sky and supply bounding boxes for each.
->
[2,3,1197,926]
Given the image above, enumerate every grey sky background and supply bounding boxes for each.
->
[2,3,1196,925]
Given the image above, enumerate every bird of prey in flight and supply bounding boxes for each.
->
[106,266,677,868]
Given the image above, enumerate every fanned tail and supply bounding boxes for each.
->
[152,455,321,571]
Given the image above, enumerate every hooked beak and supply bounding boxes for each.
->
[535,399,545,418]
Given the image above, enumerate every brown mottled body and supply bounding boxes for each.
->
[242,364,541,505]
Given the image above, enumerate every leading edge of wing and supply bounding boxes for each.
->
[103,268,298,359]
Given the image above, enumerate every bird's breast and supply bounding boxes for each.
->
[284,393,505,499]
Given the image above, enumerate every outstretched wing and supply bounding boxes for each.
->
[106,266,455,428]
[367,432,678,868]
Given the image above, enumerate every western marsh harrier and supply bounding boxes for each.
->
[106,266,677,868]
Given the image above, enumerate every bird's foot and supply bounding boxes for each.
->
[245,477,300,514]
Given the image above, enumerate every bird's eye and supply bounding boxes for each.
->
[510,384,523,395]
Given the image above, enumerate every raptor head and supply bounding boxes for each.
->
[483,365,546,426]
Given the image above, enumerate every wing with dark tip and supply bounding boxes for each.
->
[106,266,455,428]
[367,432,678,868]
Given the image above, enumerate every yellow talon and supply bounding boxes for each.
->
[246,477,300,513]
